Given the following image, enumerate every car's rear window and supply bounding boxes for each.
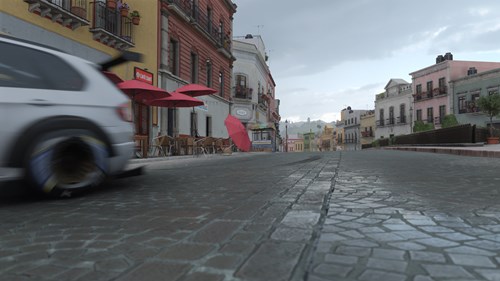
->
[0,41,85,91]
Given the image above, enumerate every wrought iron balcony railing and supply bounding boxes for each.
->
[89,1,134,50]
[24,0,89,29]
[458,101,481,114]
[233,86,253,100]
[166,0,231,54]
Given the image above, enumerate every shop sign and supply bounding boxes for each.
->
[134,67,153,85]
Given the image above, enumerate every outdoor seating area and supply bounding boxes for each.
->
[134,134,232,158]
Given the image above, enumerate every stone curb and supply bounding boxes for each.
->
[383,146,500,158]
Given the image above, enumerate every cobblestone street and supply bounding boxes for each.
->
[1,150,500,281]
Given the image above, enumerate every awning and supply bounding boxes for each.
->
[247,122,276,130]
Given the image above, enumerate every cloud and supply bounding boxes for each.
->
[232,0,500,122]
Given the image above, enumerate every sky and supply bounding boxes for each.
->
[232,0,500,123]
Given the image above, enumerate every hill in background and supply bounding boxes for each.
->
[279,119,334,136]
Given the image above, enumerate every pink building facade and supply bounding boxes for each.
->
[410,53,500,129]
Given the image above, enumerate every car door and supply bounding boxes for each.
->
[0,40,86,161]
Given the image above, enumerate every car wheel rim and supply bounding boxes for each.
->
[29,134,108,193]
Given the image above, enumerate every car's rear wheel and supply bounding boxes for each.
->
[24,129,109,198]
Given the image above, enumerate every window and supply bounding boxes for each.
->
[219,71,224,97]
[207,7,213,33]
[253,131,270,141]
[427,81,433,97]
[219,20,224,43]
[235,74,248,98]
[458,96,466,113]
[416,84,422,94]
[379,109,385,126]
[206,116,212,136]
[389,106,394,125]
[190,52,198,83]
[439,105,446,122]
[416,109,422,121]
[399,104,406,123]
[438,77,446,94]
[427,107,433,123]
[190,0,198,19]
[206,61,212,87]
[0,42,84,90]
[169,39,179,75]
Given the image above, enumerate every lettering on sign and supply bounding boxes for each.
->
[134,67,153,85]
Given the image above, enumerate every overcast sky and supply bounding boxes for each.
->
[232,0,500,122]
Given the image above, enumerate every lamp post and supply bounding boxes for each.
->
[285,119,288,152]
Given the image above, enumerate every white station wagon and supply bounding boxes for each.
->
[0,35,135,197]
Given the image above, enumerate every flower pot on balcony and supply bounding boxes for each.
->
[132,16,140,25]
[107,0,117,9]
[120,8,129,17]
[487,137,500,144]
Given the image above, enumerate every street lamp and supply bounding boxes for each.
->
[285,119,288,152]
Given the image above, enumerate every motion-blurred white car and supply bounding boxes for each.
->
[0,35,135,197]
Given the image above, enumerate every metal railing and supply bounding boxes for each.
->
[91,1,132,43]
[167,0,230,53]
[233,86,252,100]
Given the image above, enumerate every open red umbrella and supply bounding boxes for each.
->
[117,80,170,103]
[224,114,251,152]
[176,84,217,97]
[146,91,204,108]
[102,71,123,84]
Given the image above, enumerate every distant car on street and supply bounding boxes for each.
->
[0,35,135,197]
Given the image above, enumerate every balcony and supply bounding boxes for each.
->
[24,0,90,30]
[376,119,385,127]
[459,101,481,114]
[89,1,134,50]
[233,86,253,100]
[387,117,395,126]
[361,131,373,138]
[397,116,407,124]
[258,94,268,110]
[164,0,231,57]
[433,86,448,96]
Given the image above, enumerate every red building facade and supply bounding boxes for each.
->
[159,0,237,137]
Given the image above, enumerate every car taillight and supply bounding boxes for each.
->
[116,102,132,122]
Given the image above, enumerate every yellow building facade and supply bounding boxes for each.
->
[2,0,158,81]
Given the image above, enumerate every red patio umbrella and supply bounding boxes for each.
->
[224,114,251,152]
[102,71,123,84]
[146,91,204,108]
[117,79,170,103]
[175,84,217,97]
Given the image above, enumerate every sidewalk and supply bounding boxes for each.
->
[383,143,500,158]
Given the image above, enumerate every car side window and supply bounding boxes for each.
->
[0,42,84,91]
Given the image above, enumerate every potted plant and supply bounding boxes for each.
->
[107,0,117,10]
[130,10,140,25]
[477,93,500,144]
[119,2,130,17]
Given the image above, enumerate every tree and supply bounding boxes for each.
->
[477,93,500,137]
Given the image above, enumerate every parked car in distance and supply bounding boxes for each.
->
[0,35,135,197]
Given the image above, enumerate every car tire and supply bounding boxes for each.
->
[24,129,109,198]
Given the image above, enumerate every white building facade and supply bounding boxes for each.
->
[232,35,279,151]
[375,79,413,139]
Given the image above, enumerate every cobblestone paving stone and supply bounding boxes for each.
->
[0,153,339,281]
[307,151,500,281]
[2,151,500,281]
